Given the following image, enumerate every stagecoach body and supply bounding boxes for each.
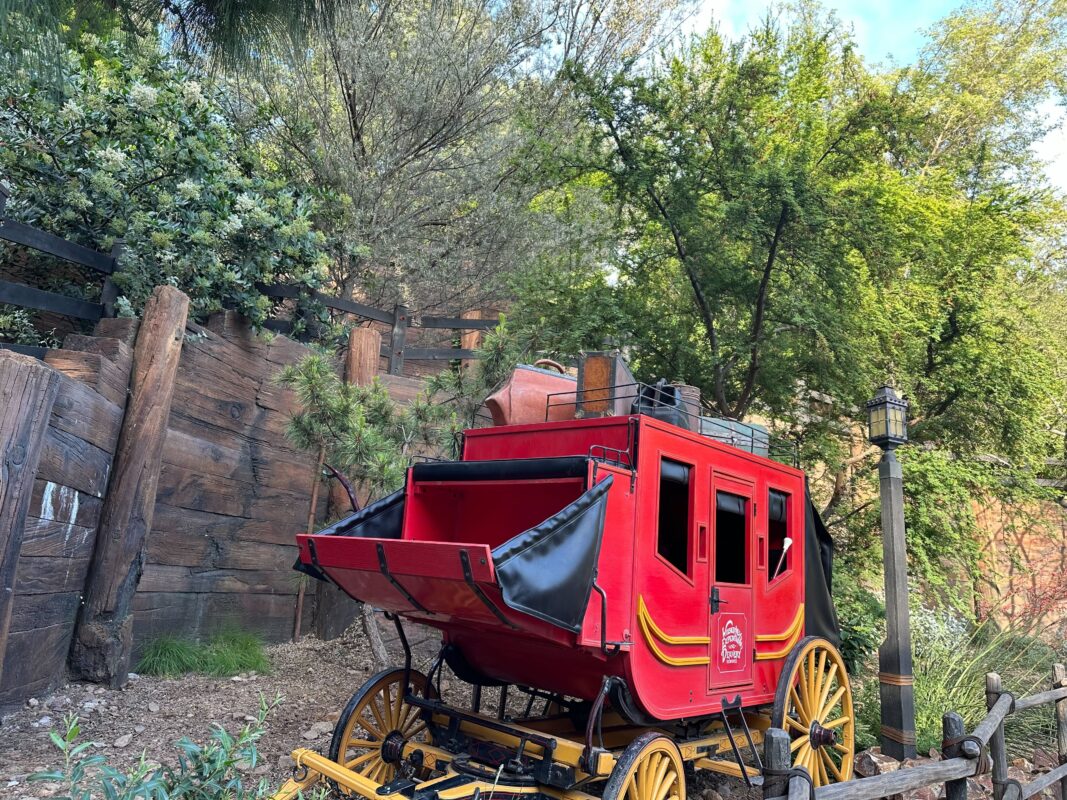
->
[278,378,853,800]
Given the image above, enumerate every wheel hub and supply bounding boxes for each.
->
[808,722,837,749]
[381,731,407,764]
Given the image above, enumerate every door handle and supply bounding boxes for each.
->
[710,586,729,614]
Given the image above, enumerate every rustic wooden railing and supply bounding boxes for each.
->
[0,179,123,357]
[257,283,499,374]
[764,665,1067,800]
[0,177,497,370]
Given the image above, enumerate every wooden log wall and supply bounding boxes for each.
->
[0,304,431,709]
[131,312,426,652]
[0,355,125,708]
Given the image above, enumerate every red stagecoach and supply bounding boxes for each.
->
[274,367,853,800]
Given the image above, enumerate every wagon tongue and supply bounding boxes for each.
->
[293,474,613,634]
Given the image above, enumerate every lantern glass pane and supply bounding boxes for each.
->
[889,406,906,439]
[869,407,887,441]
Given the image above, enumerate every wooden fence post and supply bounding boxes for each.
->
[1054,663,1067,800]
[943,711,968,800]
[389,305,408,375]
[99,239,125,319]
[987,672,1010,800]
[460,310,482,371]
[0,352,60,688]
[312,327,383,641]
[70,286,189,686]
[763,727,791,800]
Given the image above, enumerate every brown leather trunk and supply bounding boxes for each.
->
[485,364,577,426]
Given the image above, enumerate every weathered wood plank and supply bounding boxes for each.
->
[137,563,298,595]
[155,462,319,520]
[145,533,296,571]
[60,335,133,397]
[0,622,71,707]
[150,502,305,547]
[1021,763,1067,799]
[987,673,1010,800]
[30,478,103,529]
[1053,663,1067,800]
[44,349,128,406]
[132,589,301,648]
[380,373,426,406]
[944,711,968,800]
[72,286,189,686]
[20,515,97,559]
[9,590,80,633]
[38,426,113,498]
[161,426,251,482]
[1013,685,1067,712]
[814,758,974,800]
[0,351,60,691]
[93,317,139,347]
[50,376,123,453]
[15,555,92,594]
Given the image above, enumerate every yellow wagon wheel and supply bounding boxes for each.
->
[770,637,854,787]
[603,732,686,800]
[328,668,435,791]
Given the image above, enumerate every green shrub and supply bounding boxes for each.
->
[854,608,1058,755]
[29,697,313,800]
[136,631,270,678]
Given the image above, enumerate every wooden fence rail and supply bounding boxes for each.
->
[257,283,499,374]
[0,180,123,345]
[0,179,496,371]
[765,664,1067,800]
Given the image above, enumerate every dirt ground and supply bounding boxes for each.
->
[0,621,753,800]
[0,623,436,799]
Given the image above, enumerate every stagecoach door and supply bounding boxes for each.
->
[707,477,755,690]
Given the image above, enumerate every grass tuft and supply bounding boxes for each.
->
[136,635,202,678]
[202,630,271,676]
[136,630,270,678]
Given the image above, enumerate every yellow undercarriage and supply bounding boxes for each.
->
[271,707,768,800]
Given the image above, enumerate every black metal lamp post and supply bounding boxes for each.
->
[866,385,917,760]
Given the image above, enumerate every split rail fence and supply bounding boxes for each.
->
[0,179,123,358]
[763,666,1067,800]
[0,177,499,370]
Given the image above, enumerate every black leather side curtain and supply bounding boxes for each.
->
[769,490,787,523]
[293,488,406,582]
[803,481,841,647]
[660,459,690,484]
[491,474,614,632]
[716,492,746,516]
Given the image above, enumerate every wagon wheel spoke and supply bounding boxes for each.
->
[790,735,808,753]
[822,715,851,729]
[819,686,847,722]
[815,663,838,720]
[821,749,845,783]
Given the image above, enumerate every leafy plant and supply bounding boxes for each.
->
[278,353,457,504]
[0,29,329,327]
[30,695,290,799]
[136,631,269,678]
[853,608,1058,756]
[0,304,59,347]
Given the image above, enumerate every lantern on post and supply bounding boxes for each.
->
[866,385,909,450]
[867,383,917,760]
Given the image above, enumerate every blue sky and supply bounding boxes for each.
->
[689,0,958,65]
[684,0,1067,192]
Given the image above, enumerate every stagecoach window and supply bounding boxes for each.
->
[657,458,692,576]
[768,490,790,582]
[715,492,748,585]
